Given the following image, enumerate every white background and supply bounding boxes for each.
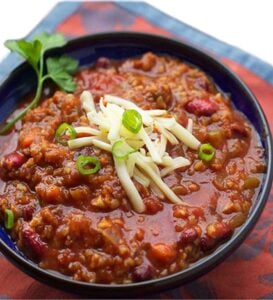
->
[0,0,272,65]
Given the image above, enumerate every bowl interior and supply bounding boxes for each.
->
[0,32,272,296]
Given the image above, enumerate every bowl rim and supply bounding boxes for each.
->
[0,31,272,296]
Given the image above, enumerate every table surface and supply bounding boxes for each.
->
[0,0,272,66]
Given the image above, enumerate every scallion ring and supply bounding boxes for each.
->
[4,209,14,230]
[55,122,76,145]
[76,155,101,175]
[198,143,215,162]
[112,140,137,160]
[122,109,142,134]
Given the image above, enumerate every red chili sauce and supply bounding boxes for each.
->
[0,53,265,283]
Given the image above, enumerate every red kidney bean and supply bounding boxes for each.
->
[179,227,197,246]
[201,222,232,252]
[200,234,216,252]
[133,262,155,282]
[22,205,36,221]
[2,151,26,170]
[22,225,46,260]
[185,98,218,116]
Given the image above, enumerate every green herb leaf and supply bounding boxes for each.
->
[5,39,42,70]
[49,71,76,92]
[46,55,79,75]
[34,32,67,52]
[0,32,79,135]
[46,55,78,92]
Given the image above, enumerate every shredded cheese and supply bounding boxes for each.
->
[160,157,191,177]
[67,91,201,213]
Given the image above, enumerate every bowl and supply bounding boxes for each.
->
[0,32,272,298]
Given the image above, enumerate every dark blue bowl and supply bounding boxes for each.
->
[0,32,272,298]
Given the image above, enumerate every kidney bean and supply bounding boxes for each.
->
[133,262,155,282]
[185,98,218,116]
[201,222,232,252]
[200,234,216,252]
[22,205,36,221]
[21,224,46,260]
[1,151,26,170]
[179,227,197,246]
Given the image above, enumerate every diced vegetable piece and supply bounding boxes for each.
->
[243,177,260,189]
[148,243,177,264]
[207,130,224,149]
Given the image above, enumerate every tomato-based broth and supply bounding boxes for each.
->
[0,53,265,283]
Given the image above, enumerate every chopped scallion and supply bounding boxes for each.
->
[122,109,142,134]
[76,155,101,175]
[4,209,14,230]
[55,122,77,145]
[198,143,215,162]
[112,140,136,160]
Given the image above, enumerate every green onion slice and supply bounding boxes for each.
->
[4,209,14,230]
[198,143,215,162]
[122,109,142,134]
[76,155,101,175]
[112,140,137,160]
[55,122,77,145]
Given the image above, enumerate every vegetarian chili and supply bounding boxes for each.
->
[0,52,265,284]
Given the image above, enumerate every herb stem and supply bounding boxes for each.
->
[0,33,78,135]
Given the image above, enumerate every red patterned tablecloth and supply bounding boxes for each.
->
[1,2,273,299]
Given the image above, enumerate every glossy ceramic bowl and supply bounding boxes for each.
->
[0,32,272,298]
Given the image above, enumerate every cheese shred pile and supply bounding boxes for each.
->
[68,91,201,213]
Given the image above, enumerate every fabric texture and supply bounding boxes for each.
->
[0,2,273,299]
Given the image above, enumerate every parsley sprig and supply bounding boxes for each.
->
[0,32,78,134]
